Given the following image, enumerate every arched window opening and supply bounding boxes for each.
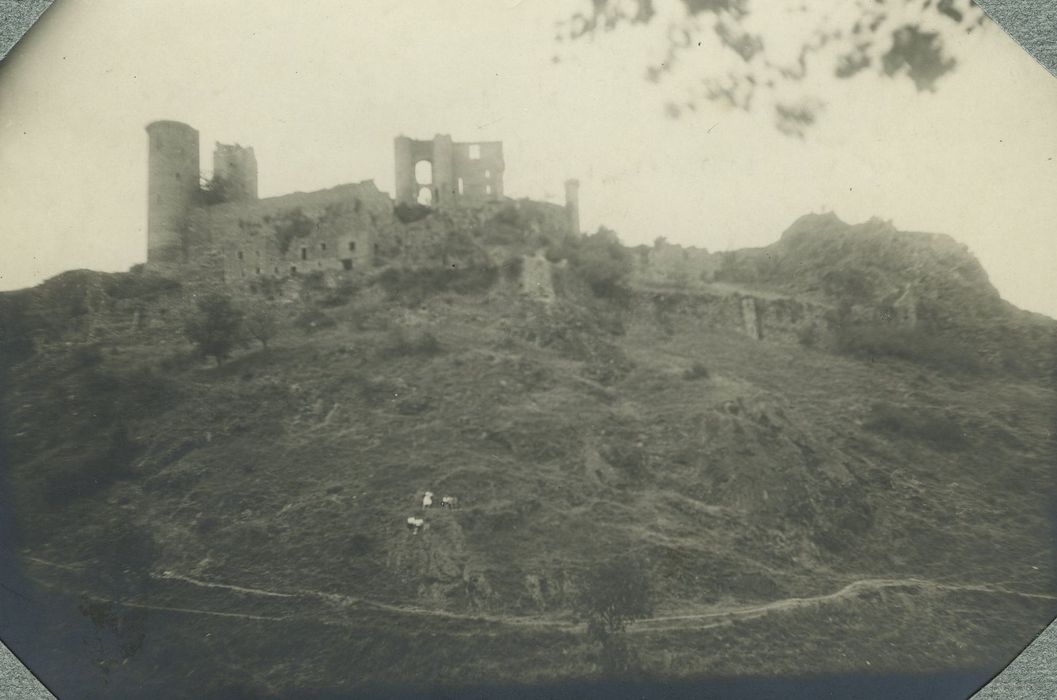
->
[415,160,433,185]
[417,187,433,206]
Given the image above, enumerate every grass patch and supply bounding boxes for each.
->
[834,323,984,374]
[864,401,968,450]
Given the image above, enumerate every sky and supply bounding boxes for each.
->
[1,0,1055,317]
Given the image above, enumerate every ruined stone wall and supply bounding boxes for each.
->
[518,253,557,303]
[632,287,832,343]
[394,134,505,208]
[185,182,392,286]
[212,143,258,202]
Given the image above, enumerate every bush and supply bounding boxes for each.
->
[244,305,279,349]
[682,361,710,380]
[576,554,653,676]
[44,424,139,505]
[320,278,359,307]
[797,323,820,349]
[72,343,104,369]
[570,228,633,299]
[864,401,968,450]
[272,208,316,254]
[834,323,983,374]
[375,265,498,305]
[394,202,432,224]
[248,276,284,300]
[184,294,244,365]
[502,256,525,282]
[381,328,442,358]
[294,308,336,333]
[157,349,198,374]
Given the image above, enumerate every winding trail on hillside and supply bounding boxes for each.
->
[22,555,1057,634]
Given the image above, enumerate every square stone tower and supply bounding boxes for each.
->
[394,134,504,208]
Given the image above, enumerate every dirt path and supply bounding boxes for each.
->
[631,577,1057,634]
[22,556,1057,635]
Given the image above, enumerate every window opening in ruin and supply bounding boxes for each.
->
[255,267,261,275]
[458,178,464,195]
[469,144,481,160]
[374,243,379,254]
[415,160,433,185]
[320,242,327,252]
[485,184,492,195]
[300,247,308,260]
[348,241,356,251]
[237,250,244,260]
[484,169,490,178]
[417,187,433,206]
[274,267,279,274]
[342,259,353,271]
[291,266,297,274]
[175,172,181,180]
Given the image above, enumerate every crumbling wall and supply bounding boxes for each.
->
[518,253,556,303]
[394,134,504,208]
[212,143,258,202]
[186,182,391,285]
[632,287,832,343]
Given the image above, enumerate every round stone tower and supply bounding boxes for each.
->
[146,120,200,263]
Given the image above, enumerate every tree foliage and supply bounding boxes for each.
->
[577,555,653,640]
[184,293,244,365]
[570,227,634,298]
[244,304,279,349]
[576,554,653,675]
[559,0,988,135]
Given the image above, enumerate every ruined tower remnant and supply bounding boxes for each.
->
[146,120,200,263]
[564,178,581,234]
[212,142,258,202]
[394,135,505,208]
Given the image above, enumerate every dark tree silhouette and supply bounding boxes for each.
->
[576,554,653,674]
[559,0,988,135]
[184,293,244,365]
[244,304,279,349]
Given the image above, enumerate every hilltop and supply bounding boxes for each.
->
[1,207,1056,697]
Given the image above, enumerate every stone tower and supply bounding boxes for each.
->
[564,178,581,234]
[146,120,200,263]
[212,142,258,202]
[394,134,504,208]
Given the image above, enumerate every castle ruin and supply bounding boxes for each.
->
[145,121,578,287]
[393,135,505,208]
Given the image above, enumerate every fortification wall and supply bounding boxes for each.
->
[394,135,505,208]
[185,182,392,285]
[631,286,832,343]
[212,143,258,202]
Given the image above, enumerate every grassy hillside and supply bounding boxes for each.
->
[2,214,1056,697]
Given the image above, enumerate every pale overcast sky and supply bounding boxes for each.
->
[1,0,1055,317]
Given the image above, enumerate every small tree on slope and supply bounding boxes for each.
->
[184,293,243,366]
[576,554,654,675]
